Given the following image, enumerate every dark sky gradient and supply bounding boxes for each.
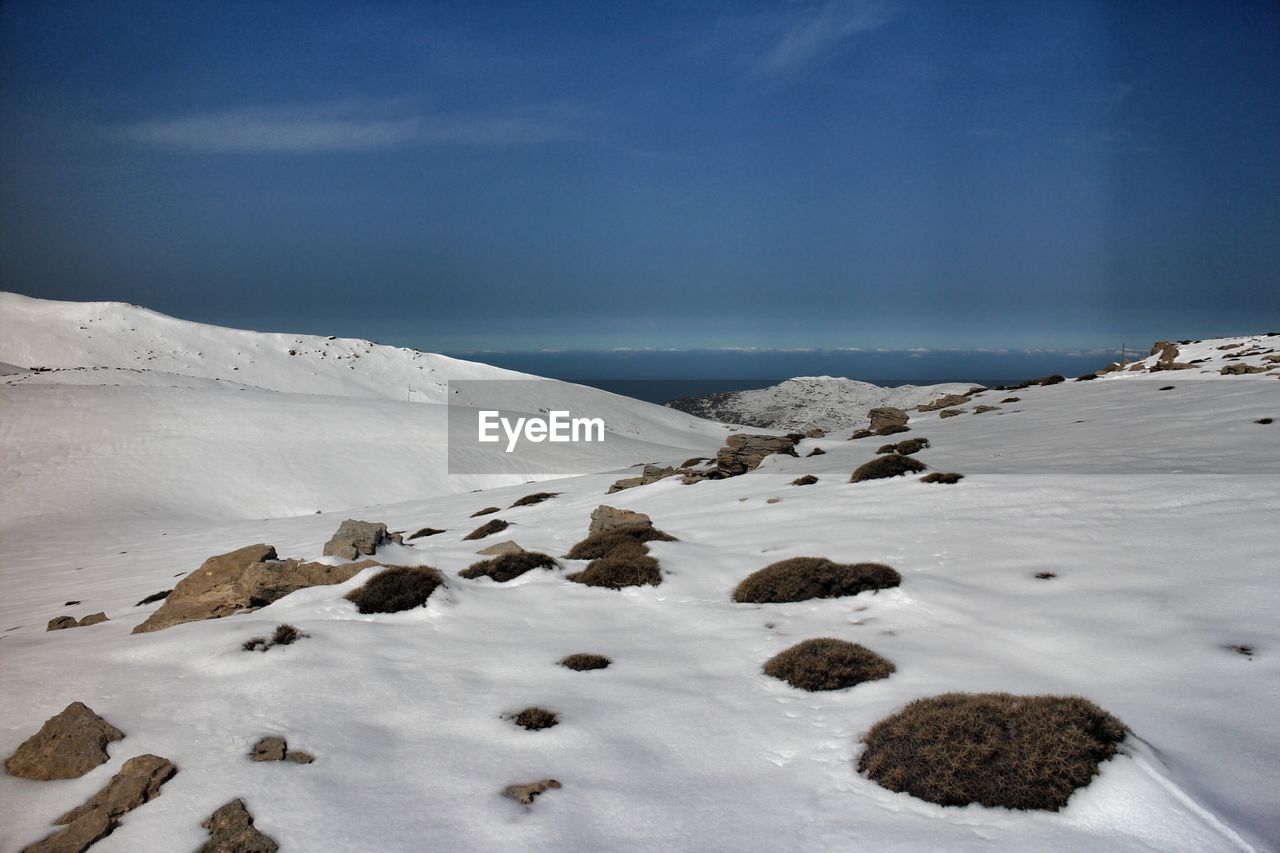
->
[2,0,1278,359]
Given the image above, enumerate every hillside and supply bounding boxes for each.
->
[665,376,980,431]
[0,293,734,528]
[0,304,1277,851]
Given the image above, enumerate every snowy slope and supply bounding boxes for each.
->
[1,307,1278,852]
[0,294,735,528]
[665,376,980,431]
[1101,334,1280,380]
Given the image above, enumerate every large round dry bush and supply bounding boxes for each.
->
[567,550,662,589]
[733,557,900,603]
[859,692,1126,811]
[471,506,500,517]
[462,519,510,540]
[764,638,894,691]
[460,551,557,583]
[921,472,963,484]
[565,527,675,560]
[791,474,819,486]
[345,566,445,614]
[850,454,926,482]
[560,653,611,671]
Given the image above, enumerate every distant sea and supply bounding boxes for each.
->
[446,349,1124,405]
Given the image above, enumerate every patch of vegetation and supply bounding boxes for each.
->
[407,527,445,540]
[345,566,445,614]
[511,492,560,508]
[1038,374,1066,386]
[1034,572,1057,580]
[1000,396,1020,403]
[763,638,894,691]
[566,549,662,589]
[1258,418,1274,425]
[565,526,676,560]
[877,437,929,456]
[849,429,874,440]
[471,506,501,517]
[791,474,819,486]
[135,589,172,606]
[463,519,511,540]
[242,637,268,652]
[560,653,611,671]
[242,623,307,652]
[1075,373,1097,381]
[858,692,1126,810]
[1158,386,1175,391]
[850,454,926,482]
[733,557,900,603]
[875,424,910,436]
[460,551,558,582]
[920,472,963,484]
[806,447,826,457]
[511,707,559,731]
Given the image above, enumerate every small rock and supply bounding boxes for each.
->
[5,702,124,780]
[608,464,677,493]
[250,736,287,762]
[867,407,909,432]
[938,408,965,418]
[971,405,1000,414]
[78,612,109,627]
[322,519,392,560]
[47,616,78,631]
[916,394,969,412]
[503,778,561,805]
[477,540,525,556]
[285,751,315,765]
[588,505,653,535]
[198,799,279,853]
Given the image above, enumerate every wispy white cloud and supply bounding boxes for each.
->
[755,0,900,77]
[115,102,571,153]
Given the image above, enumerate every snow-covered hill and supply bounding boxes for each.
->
[665,376,981,431]
[1,301,1278,852]
[0,293,734,528]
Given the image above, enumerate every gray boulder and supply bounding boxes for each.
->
[714,434,799,477]
[198,799,279,853]
[588,505,653,535]
[322,519,398,560]
[867,407,909,432]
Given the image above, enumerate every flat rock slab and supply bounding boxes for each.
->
[322,519,394,560]
[504,778,561,805]
[23,754,175,853]
[5,702,124,781]
[588,505,653,535]
[476,540,524,556]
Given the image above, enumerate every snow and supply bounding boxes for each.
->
[1,296,1278,851]
[665,375,980,431]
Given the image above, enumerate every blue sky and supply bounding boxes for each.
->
[2,0,1278,357]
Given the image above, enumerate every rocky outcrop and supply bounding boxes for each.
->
[713,434,799,477]
[504,778,561,805]
[938,408,965,418]
[972,405,1000,413]
[5,702,124,780]
[322,519,399,560]
[132,544,378,634]
[1151,341,1180,364]
[608,464,677,493]
[198,799,279,853]
[46,613,108,631]
[867,407,909,433]
[1221,363,1270,375]
[476,540,524,556]
[22,754,176,853]
[588,506,653,535]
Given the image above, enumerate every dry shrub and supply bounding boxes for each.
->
[511,492,559,508]
[242,637,268,652]
[807,447,826,457]
[850,454,926,482]
[460,552,557,582]
[560,653,611,671]
[1258,418,1274,425]
[791,474,819,486]
[858,692,1126,810]
[565,526,675,560]
[345,565,445,614]
[876,424,910,436]
[878,438,929,456]
[1000,396,1021,403]
[511,707,559,731]
[921,472,963,484]
[1035,572,1057,580]
[849,429,874,440]
[1075,373,1097,381]
[272,624,302,645]
[733,557,900,603]
[1038,374,1066,386]
[763,638,894,691]
[135,589,171,606]
[471,506,501,517]
[407,527,445,540]
[463,519,510,540]
[567,548,661,589]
